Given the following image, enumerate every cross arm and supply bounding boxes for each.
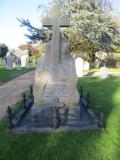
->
[42,17,70,28]
[42,17,53,27]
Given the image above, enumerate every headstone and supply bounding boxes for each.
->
[6,51,13,70]
[13,62,16,68]
[83,61,90,71]
[100,66,108,79]
[15,49,29,68]
[20,50,29,68]
[15,57,21,65]
[32,5,80,125]
[75,57,84,77]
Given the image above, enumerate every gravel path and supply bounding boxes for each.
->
[0,71,35,120]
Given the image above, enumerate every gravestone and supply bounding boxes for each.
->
[16,49,29,68]
[75,58,90,77]
[100,66,109,79]
[20,50,29,68]
[32,5,80,125]
[83,61,90,71]
[13,62,16,68]
[15,57,21,65]
[6,51,13,70]
[75,57,84,77]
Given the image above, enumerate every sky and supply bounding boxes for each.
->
[0,0,120,49]
[112,0,120,15]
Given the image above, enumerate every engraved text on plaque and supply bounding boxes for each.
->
[43,83,69,101]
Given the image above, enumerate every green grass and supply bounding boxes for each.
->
[0,77,120,160]
[109,68,120,72]
[0,64,35,85]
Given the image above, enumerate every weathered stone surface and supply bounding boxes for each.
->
[6,51,13,70]
[31,5,80,129]
[33,36,80,107]
[33,4,79,108]
[43,82,69,102]
[31,102,80,128]
[12,103,99,134]
[31,105,53,127]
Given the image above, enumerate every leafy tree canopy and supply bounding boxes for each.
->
[18,0,120,62]
[0,43,8,59]
[19,42,44,57]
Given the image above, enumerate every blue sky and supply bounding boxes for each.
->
[0,0,119,49]
[112,0,120,15]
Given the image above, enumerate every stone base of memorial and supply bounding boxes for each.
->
[8,86,101,134]
[31,104,81,128]
[11,103,99,133]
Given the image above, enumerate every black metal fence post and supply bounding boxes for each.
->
[87,93,90,108]
[7,106,14,129]
[30,85,33,98]
[52,106,59,129]
[98,111,104,128]
[22,93,26,109]
[80,85,83,98]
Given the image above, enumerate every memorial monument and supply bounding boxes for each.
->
[8,5,100,133]
[31,5,80,126]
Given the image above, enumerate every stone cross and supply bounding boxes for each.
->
[42,5,70,65]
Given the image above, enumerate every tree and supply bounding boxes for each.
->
[17,18,52,43]
[19,42,44,64]
[0,43,8,59]
[56,0,120,57]
[19,42,44,56]
[18,0,120,65]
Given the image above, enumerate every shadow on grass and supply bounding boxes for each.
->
[77,77,120,159]
[0,122,104,160]
[84,72,96,77]
[0,77,120,160]
[77,77,120,126]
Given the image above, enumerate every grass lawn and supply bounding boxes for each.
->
[0,77,120,160]
[0,64,35,85]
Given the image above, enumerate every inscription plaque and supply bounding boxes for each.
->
[43,83,69,101]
